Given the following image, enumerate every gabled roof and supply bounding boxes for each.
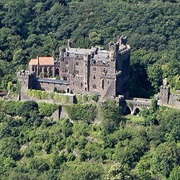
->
[29,57,54,66]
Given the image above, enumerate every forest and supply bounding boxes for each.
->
[0,99,180,179]
[0,0,180,179]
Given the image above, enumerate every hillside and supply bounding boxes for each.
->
[0,100,180,179]
[0,1,180,179]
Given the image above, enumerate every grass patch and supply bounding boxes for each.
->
[125,114,144,123]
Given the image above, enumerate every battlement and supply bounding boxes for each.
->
[17,70,31,79]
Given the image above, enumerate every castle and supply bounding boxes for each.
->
[16,36,180,115]
[18,36,131,100]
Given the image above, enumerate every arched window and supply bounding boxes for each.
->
[76,62,79,66]
[93,75,96,79]
[55,68,59,76]
[93,84,97,89]
[133,108,140,115]
[80,82,83,87]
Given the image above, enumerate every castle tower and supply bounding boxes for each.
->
[115,36,131,95]
[108,42,118,73]
[17,70,32,100]
[159,78,170,105]
[105,42,119,97]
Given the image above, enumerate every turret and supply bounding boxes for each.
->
[108,41,119,61]
[159,78,170,105]
[17,70,34,100]
[59,47,65,61]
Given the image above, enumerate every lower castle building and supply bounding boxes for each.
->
[18,36,131,100]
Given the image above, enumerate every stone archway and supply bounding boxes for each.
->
[133,107,140,115]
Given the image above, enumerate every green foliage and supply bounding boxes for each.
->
[147,64,163,92]
[27,89,70,104]
[61,162,104,180]
[159,109,180,142]
[7,81,13,91]
[169,166,180,180]
[101,100,123,133]
[106,163,133,180]
[0,99,180,178]
[1,74,13,91]
[38,102,59,117]
[135,155,153,180]
[168,75,180,90]
[65,104,97,123]
[19,101,39,118]
[152,142,180,178]
[75,93,99,103]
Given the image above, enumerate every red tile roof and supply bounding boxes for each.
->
[29,57,54,66]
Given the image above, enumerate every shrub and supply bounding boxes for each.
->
[65,104,97,123]
[38,102,59,117]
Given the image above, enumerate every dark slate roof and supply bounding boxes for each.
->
[36,78,70,85]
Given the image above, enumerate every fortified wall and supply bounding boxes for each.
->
[158,79,180,108]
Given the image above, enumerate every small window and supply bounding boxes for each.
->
[93,67,96,71]
[65,61,68,65]
[102,79,104,90]
[76,62,79,66]
[80,82,83,87]
[65,69,68,73]
[93,75,96,79]
[63,76,67,80]
[93,84,97,89]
